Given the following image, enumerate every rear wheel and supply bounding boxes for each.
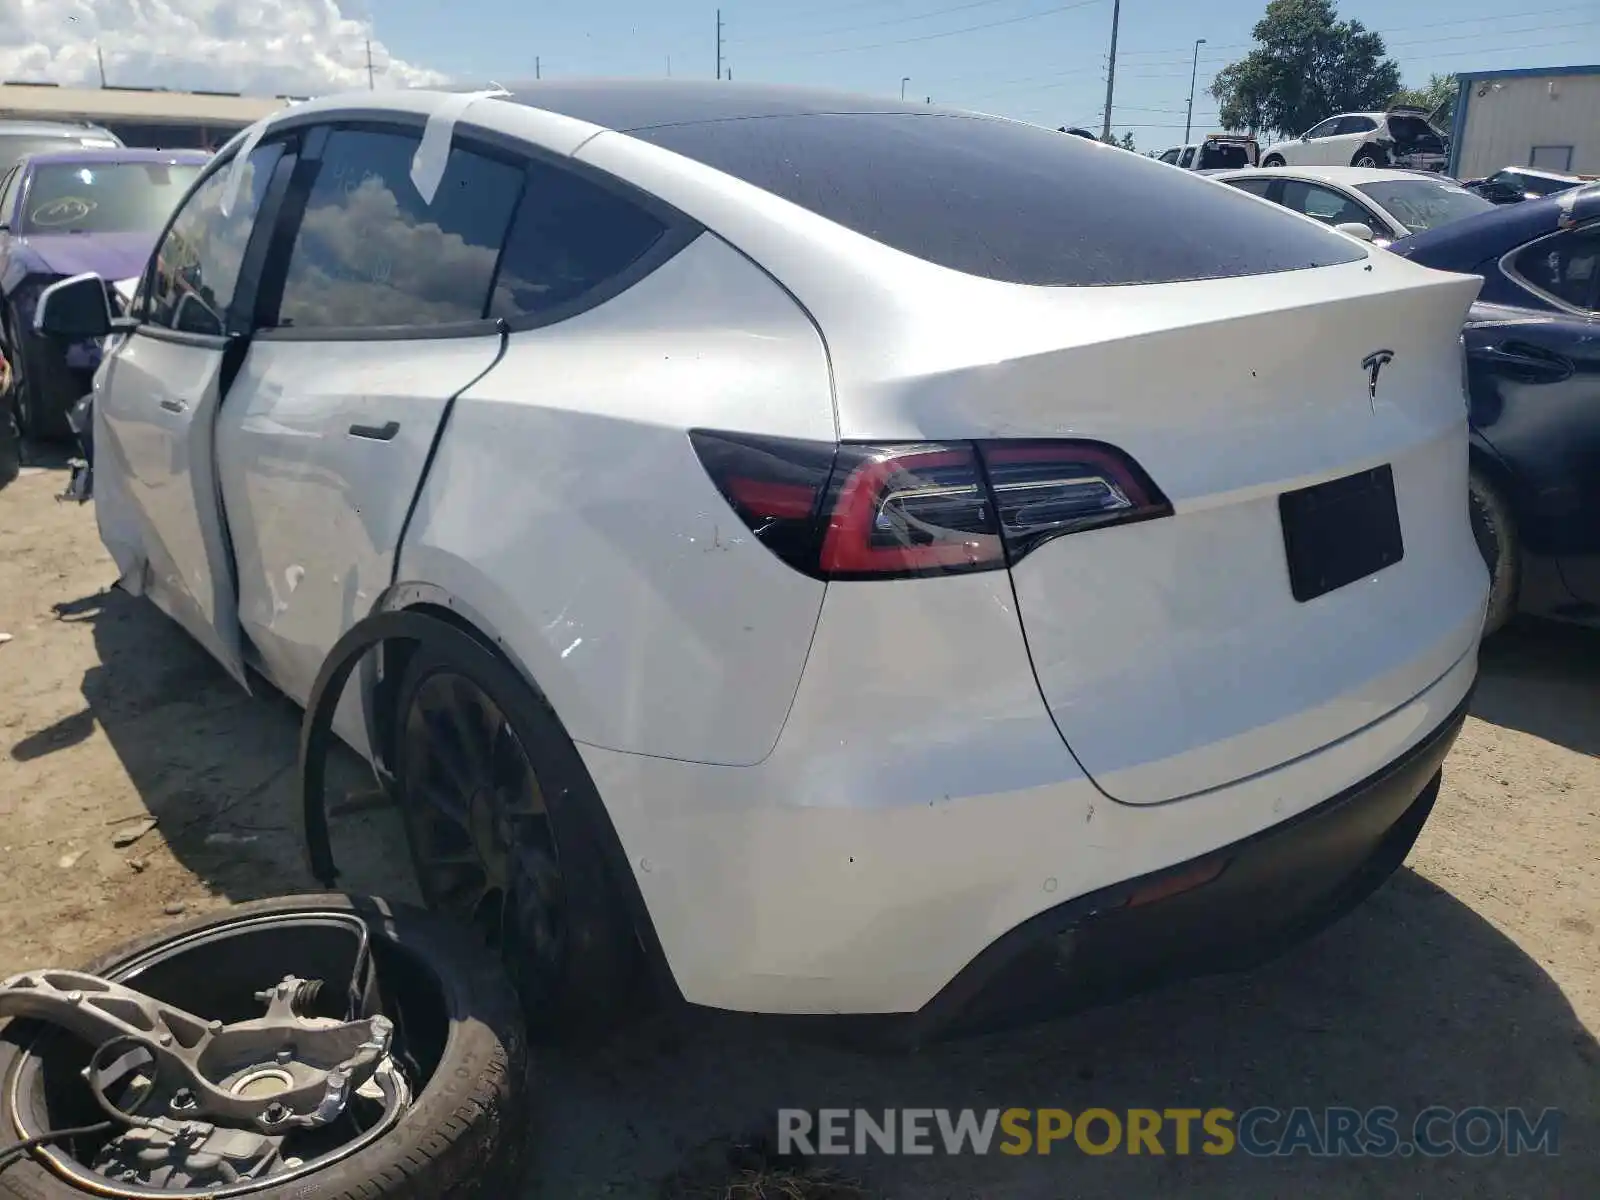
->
[1469,468,1519,636]
[392,645,642,1036]
[1352,146,1389,168]
[1262,154,1286,167]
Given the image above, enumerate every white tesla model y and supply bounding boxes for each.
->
[37,81,1488,1039]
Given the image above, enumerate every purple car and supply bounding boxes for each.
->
[0,147,209,438]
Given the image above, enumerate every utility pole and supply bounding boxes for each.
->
[536,56,541,79]
[366,39,375,89]
[1184,37,1207,142]
[1100,0,1120,141]
[96,44,107,88]
[716,9,723,81]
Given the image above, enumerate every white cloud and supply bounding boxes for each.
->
[0,0,449,96]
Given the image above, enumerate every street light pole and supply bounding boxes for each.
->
[1100,0,1120,141]
[901,76,910,100]
[1185,37,1207,143]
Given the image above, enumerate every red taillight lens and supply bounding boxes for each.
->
[820,445,1003,578]
[689,430,1170,579]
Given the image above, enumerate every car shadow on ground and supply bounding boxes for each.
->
[1473,617,1600,758]
[28,587,1598,1200]
[21,584,416,906]
[538,873,1599,1199]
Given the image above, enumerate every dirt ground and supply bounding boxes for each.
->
[1,461,1596,1199]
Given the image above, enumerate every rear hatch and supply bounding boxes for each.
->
[971,270,1484,805]
[1388,113,1446,157]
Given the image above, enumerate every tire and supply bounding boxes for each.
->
[1261,154,1285,167]
[0,894,529,1199]
[1351,146,1389,169]
[392,644,643,1037]
[1469,468,1520,636]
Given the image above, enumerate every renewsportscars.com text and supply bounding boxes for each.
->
[777,1106,1563,1158]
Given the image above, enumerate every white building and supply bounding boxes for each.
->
[1448,65,1600,180]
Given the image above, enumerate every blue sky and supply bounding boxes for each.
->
[368,0,1600,150]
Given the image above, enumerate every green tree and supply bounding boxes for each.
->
[1119,131,1137,151]
[1392,72,1456,117]
[1210,0,1401,139]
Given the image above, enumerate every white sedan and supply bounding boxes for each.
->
[1213,165,1497,245]
[37,82,1487,1041]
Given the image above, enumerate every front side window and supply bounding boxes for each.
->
[488,160,667,322]
[0,167,17,224]
[1512,225,1600,312]
[18,160,203,236]
[1280,180,1379,233]
[1177,146,1196,168]
[146,141,285,335]
[1303,118,1341,140]
[1158,149,1180,164]
[272,127,524,331]
[628,112,1364,286]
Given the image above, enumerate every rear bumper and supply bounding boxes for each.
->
[902,688,1467,1043]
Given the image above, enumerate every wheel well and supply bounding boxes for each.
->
[369,601,500,773]
[1468,443,1519,513]
[1351,142,1386,164]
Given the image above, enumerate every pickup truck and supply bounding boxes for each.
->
[1157,133,1260,171]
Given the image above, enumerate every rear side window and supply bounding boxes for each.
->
[1177,146,1196,168]
[1338,116,1378,135]
[146,141,286,335]
[626,113,1364,285]
[488,159,667,322]
[1511,225,1600,312]
[1225,176,1274,198]
[274,127,524,331]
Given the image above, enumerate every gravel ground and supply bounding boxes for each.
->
[1,462,1596,1198]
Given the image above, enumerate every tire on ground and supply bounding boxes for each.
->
[0,893,530,1199]
[1469,467,1520,636]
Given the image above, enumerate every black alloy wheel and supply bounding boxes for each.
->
[397,668,569,1017]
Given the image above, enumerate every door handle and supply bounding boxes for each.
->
[348,420,400,442]
[159,399,187,414]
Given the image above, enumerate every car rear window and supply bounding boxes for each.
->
[1198,142,1253,169]
[624,112,1365,285]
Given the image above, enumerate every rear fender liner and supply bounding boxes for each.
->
[299,608,683,1004]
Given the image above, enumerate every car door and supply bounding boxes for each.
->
[1472,222,1600,606]
[212,121,525,737]
[1334,115,1380,165]
[94,135,295,686]
[1286,117,1342,165]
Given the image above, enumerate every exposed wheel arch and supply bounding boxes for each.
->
[306,604,685,1019]
[1351,143,1389,168]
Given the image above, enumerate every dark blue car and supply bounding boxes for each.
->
[0,146,208,439]
[1388,184,1600,633]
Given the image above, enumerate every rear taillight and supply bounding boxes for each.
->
[689,430,1171,579]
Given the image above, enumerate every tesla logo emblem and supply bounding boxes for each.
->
[1361,349,1394,406]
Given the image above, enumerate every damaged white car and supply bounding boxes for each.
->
[36,81,1487,1041]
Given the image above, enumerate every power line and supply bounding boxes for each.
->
[735,0,1023,46]
[741,0,1106,59]
[1114,2,1598,63]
